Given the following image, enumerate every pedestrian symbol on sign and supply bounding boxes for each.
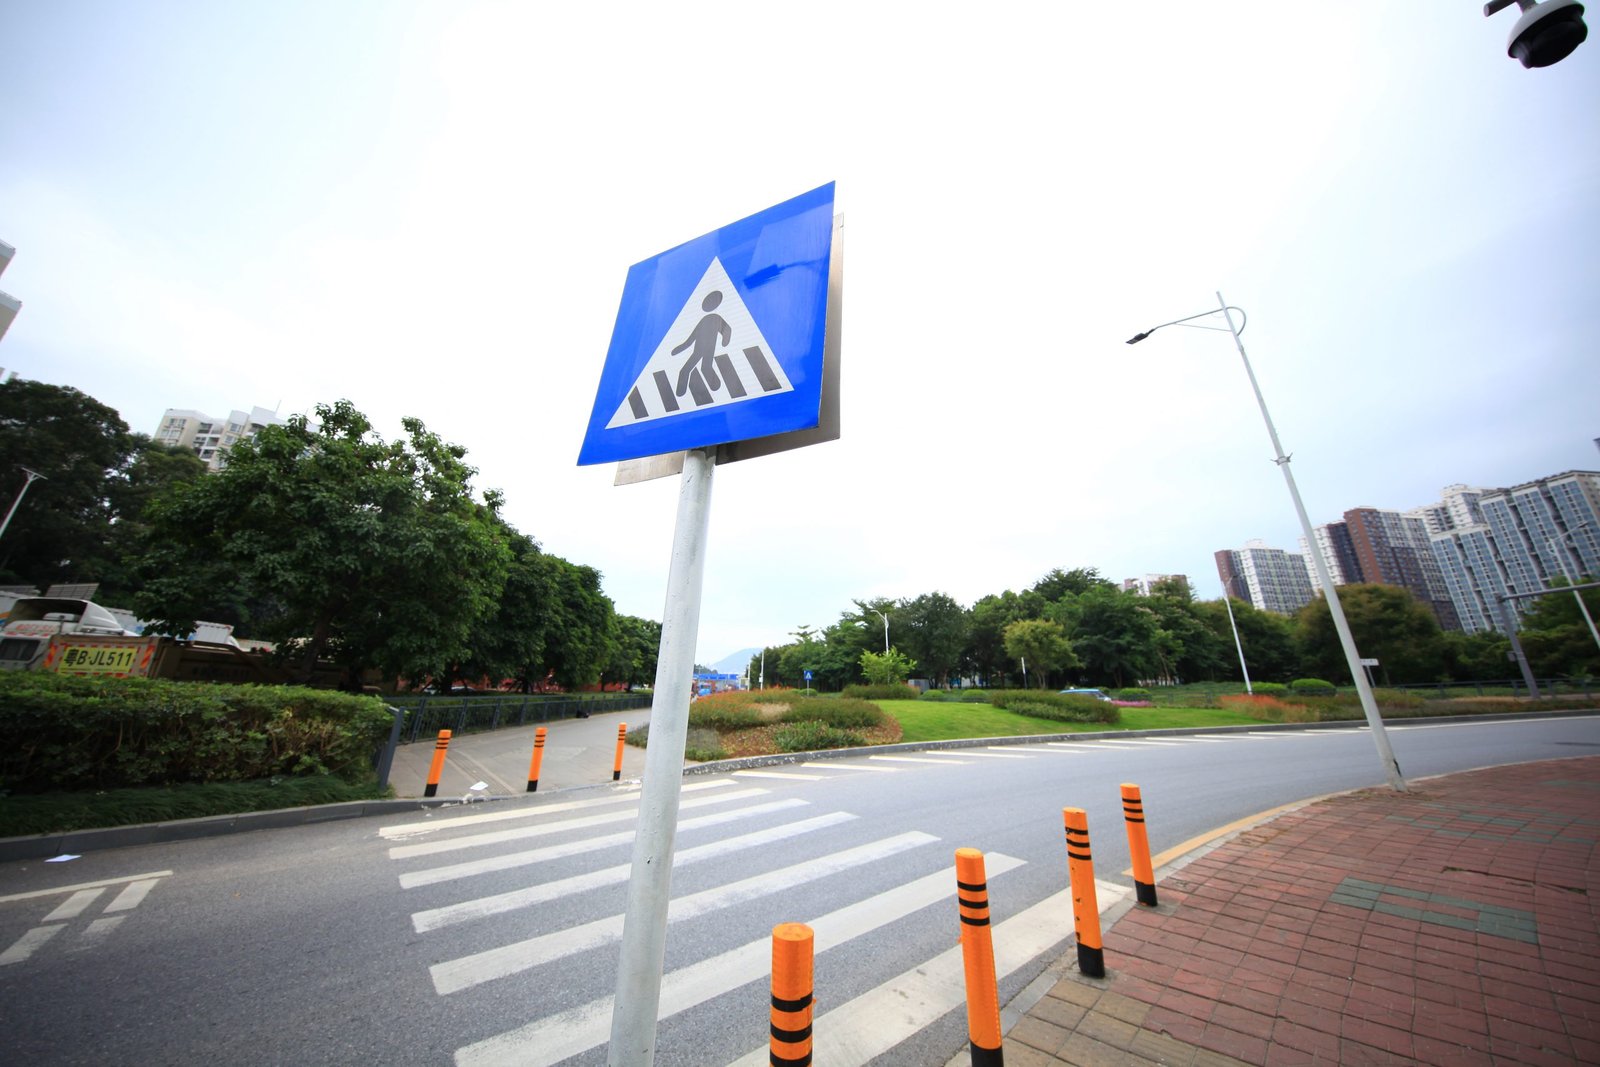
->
[605,257,795,430]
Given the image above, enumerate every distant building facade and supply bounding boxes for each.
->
[1121,574,1190,597]
[156,406,288,471]
[1214,540,1316,614]
[1300,508,1461,630]
[0,240,21,345]
[1425,471,1600,633]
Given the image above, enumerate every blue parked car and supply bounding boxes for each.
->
[1057,688,1113,702]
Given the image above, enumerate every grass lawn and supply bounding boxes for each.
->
[877,700,1268,744]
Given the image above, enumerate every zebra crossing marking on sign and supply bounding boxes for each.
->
[606,257,793,430]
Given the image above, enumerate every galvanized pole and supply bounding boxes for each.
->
[1216,293,1406,792]
[1221,592,1253,695]
[0,467,46,541]
[1548,531,1600,655]
[608,447,716,1066]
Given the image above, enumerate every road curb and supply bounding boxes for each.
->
[3,708,1591,862]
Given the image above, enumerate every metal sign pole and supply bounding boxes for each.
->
[608,447,716,1067]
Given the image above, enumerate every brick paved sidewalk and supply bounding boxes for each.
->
[1005,757,1600,1066]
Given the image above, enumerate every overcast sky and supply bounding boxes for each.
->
[4,2,1598,663]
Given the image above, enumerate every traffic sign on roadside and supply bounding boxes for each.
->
[578,183,837,467]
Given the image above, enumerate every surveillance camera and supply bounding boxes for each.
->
[1484,0,1588,68]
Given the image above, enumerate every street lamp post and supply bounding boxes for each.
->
[1220,592,1253,695]
[0,466,46,541]
[1129,293,1406,791]
[1547,521,1600,655]
[871,608,889,654]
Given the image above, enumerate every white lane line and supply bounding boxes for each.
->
[724,878,1129,1067]
[0,925,64,966]
[103,879,158,913]
[71,916,125,952]
[1045,742,1102,750]
[956,751,1032,760]
[732,770,827,781]
[868,755,970,765]
[43,888,105,923]
[1179,736,1239,743]
[452,853,1026,1067]
[398,799,808,889]
[379,779,734,839]
[1091,738,1186,747]
[388,788,769,860]
[1246,731,1306,739]
[0,871,174,906]
[995,745,1084,754]
[800,762,899,773]
[432,830,942,995]
[411,811,857,933]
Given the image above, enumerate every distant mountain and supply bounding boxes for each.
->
[707,647,760,677]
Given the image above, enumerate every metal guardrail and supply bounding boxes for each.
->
[389,691,654,743]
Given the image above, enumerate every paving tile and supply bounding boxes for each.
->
[1008,1014,1071,1056]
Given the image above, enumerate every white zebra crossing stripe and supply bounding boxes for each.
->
[800,762,899,773]
[387,787,770,859]
[104,879,158,912]
[431,830,940,994]
[71,916,125,953]
[724,878,1129,1067]
[0,925,63,966]
[379,778,735,839]
[958,751,1033,759]
[452,853,1026,1067]
[397,799,809,889]
[732,770,827,781]
[1091,738,1185,747]
[995,745,1085,754]
[410,811,857,933]
[43,888,105,922]
[868,755,970,765]
[0,870,174,905]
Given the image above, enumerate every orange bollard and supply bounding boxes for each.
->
[424,729,452,798]
[956,847,1004,1066]
[769,923,814,1067]
[526,726,548,793]
[612,722,627,781]
[1121,783,1158,907]
[1062,807,1105,978]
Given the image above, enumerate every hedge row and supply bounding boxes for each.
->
[987,689,1121,725]
[0,672,395,794]
[684,690,887,731]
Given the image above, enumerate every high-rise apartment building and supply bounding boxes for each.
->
[1121,574,1190,596]
[1425,472,1600,633]
[156,406,288,471]
[0,240,21,345]
[1300,509,1459,629]
[1214,540,1316,614]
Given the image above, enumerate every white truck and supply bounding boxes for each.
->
[0,596,137,672]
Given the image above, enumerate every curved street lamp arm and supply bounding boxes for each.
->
[1126,306,1247,344]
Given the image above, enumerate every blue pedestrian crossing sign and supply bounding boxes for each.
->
[578,183,837,467]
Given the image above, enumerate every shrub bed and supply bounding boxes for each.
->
[842,683,921,701]
[0,672,394,794]
[773,722,866,752]
[987,689,1120,725]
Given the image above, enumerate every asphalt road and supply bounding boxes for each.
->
[2,714,1596,1066]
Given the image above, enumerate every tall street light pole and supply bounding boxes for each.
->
[872,608,889,654]
[0,466,46,541]
[1547,521,1600,655]
[1220,592,1253,695]
[1128,293,1406,791]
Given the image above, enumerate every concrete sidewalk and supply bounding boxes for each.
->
[385,705,653,799]
[1004,757,1600,1066]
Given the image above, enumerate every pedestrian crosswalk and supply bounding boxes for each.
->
[0,870,171,967]
[382,727,1359,1065]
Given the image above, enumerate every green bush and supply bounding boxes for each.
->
[987,689,1120,724]
[1291,678,1337,696]
[842,683,920,701]
[918,689,951,701]
[1114,688,1153,702]
[959,690,991,703]
[622,724,729,761]
[773,722,866,752]
[687,703,764,730]
[778,698,885,729]
[1252,682,1289,696]
[0,672,394,794]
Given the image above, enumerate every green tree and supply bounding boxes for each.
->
[895,591,968,687]
[1144,589,1227,684]
[0,379,135,589]
[1515,580,1600,679]
[1032,566,1114,603]
[966,589,1045,686]
[97,437,209,602]
[1440,629,1512,682]
[1064,585,1159,688]
[537,556,616,690]
[1294,583,1447,685]
[136,400,510,684]
[608,614,662,690]
[1002,618,1079,688]
[859,647,917,685]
